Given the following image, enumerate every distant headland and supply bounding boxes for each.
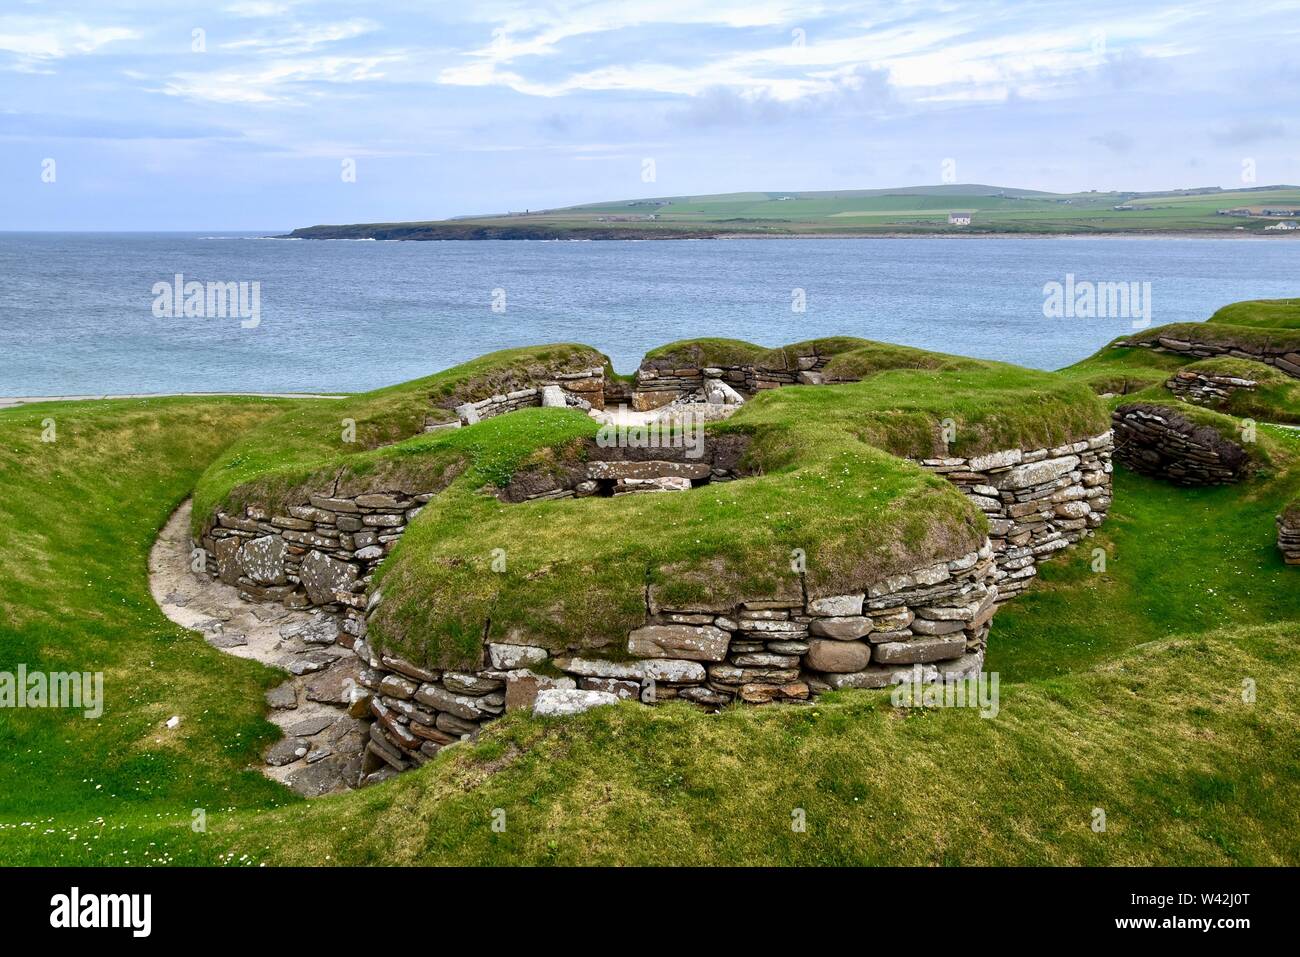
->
[282,183,1300,241]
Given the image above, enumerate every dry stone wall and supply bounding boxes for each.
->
[451,368,605,424]
[918,431,1113,602]
[500,435,751,503]
[1114,334,1300,378]
[1278,512,1300,565]
[1166,369,1257,407]
[199,489,433,612]
[339,539,997,785]
[1112,403,1250,485]
[632,352,830,411]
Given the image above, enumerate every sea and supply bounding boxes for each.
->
[1,232,1296,396]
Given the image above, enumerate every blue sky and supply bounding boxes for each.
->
[2,0,1297,229]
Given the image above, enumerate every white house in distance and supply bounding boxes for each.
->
[1265,220,1299,231]
[947,211,973,226]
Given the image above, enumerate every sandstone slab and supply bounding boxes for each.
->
[533,688,619,717]
[809,616,874,639]
[872,635,967,664]
[627,624,730,661]
[300,550,358,605]
[805,638,872,673]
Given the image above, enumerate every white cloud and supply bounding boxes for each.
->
[223,1,296,17]
[0,20,137,62]
[221,19,378,55]
[161,54,400,105]
[437,3,1201,109]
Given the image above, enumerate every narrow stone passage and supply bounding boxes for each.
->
[150,501,368,796]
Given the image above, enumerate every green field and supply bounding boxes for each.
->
[288,184,1300,240]
[2,303,1299,866]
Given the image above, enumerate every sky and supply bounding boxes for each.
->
[1,0,1298,230]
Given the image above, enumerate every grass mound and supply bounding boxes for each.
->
[1207,298,1300,330]
[370,355,1106,669]
[191,344,606,525]
[640,336,966,380]
[1063,297,1300,425]
[1121,321,1300,356]
[191,338,1107,670]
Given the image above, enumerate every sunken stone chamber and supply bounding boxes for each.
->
[192,429,1113,791]
[1112,404,1249,486]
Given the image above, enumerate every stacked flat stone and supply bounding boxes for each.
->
[517,459,734,502]
[631,353,830,411]
[353,642,513,784]
[338,536,998,786]
[200,490,433,610]
[1277,513,1300,565]
[192,360,1117,793]
[452,368,605,424]
[1166,369,1257,407]
[501,435,750,503]
[1112,404,1249,485]
[1114,335,1300,378]
[918,431,1113,602]
[200,436,1111,769]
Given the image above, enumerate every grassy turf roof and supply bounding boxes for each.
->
[191,344,606,525]
[193,337,1109,670]
[1207,298,1300,330]
[1115,398,1283,468]
[1121,320,1300,354]
[640,336,958,378]
[1063,297,1300,424]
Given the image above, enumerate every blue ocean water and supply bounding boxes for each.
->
[1,232,1296,396]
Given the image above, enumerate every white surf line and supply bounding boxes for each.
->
[0,391,348,409]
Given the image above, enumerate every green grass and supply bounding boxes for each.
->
[642,335,871,370]
[192,337,1105,669]
[1207,298,1300,329]
[2,315,1299,866]
[642,337,776,368]
[1058,345,1190,396]
[0,396,300,864]
[991,431,1300,679]
[191,343,607,525]
[219,619,1299,866]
